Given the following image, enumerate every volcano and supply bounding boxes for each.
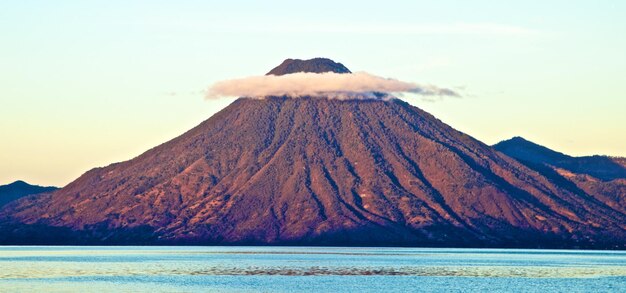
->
[1,59,625,248]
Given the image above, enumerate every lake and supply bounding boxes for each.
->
[0,246,624,292]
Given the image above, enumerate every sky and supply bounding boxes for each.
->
[1,1,625,186]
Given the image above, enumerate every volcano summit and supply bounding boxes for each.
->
[1,59,624,248]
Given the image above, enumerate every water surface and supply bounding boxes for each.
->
[0,246,624,292]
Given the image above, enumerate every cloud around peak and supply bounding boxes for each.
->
[205,72,459,100]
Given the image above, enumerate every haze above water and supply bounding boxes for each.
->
[0,247,624,292]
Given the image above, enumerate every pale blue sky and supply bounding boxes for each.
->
[1,1,625,186]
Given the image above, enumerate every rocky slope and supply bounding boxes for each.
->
[2,97,625,247]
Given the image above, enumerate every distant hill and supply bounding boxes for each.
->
[0,181,58,208]
[494,137,626,215]
[493,136,626,181]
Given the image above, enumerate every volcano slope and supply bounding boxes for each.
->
[1,96,625,248]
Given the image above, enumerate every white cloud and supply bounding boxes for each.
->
[205,72,459,100]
